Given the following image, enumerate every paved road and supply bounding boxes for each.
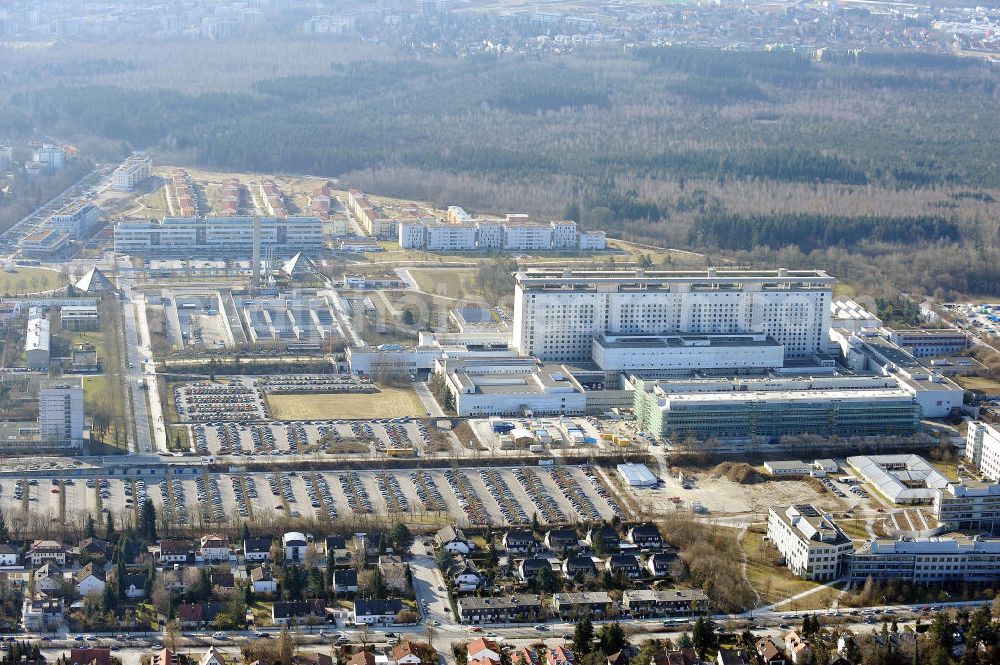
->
[118,260,154,455]
[133,289,168,453]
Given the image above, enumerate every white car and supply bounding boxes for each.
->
[212,632,228,640]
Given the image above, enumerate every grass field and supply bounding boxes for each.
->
[81,375,110,411]
[267,387,426,420]
[742,530,837,608]
[0,266,65,295]
[408,268,481,297]
[955,374,1000,394]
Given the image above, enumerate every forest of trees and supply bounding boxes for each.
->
[2,42,999,297]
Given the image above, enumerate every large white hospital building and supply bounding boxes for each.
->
[512,268,834,362]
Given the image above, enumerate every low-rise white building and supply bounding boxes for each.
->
[849,536,1000,584]
[767,505,853,581]
[25,310,51,370]
[934,481,1000,532]
[592,333,784,372]
[437,357,587,417]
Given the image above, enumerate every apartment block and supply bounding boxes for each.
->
[38,381,84,450]
[767,505,853,581]
[112,153,153,191]
[513,268,834,362]
[113,216,323,257]
[966,422,1000,481]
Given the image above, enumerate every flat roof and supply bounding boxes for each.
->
[516,267,834,287]
[596,333,781,349]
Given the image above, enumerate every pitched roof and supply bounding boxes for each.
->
[69,648,112,665]
[348,653,376,665]
[467,638,500,658]
[75,562,106,583]
[392,642,422,661]
[354,598,402,616]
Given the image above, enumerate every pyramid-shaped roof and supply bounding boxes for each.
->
[75,267,115,293]
[281,252,315,276]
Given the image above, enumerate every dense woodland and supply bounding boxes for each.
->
[2,41,1000,298]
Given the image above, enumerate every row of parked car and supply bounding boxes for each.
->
[515,467,566,523]
[479,468,529,524]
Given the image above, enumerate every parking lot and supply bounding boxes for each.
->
[190,418,434,457]
[0,464,624,527]
[174,380,269,422]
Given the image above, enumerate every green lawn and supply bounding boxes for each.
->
[0,266,65,295]
[408,268,480,297]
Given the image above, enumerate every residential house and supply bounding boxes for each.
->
[552,592,614,620]
[177,602,224,629]
[437,526,473,555]
[518,557,552,582]
[210,569,235,591]
[467,638,501,665]
[562,556,597,580]
[28,540,66,566]
[68,648,112,665]
[756,637,786,665]
[272,599,326,625]
[123,573,147,599]
[587,527,620,553]
[243,538,272,562]
[150,649,181,665]
[325,536,349,561]
[78,538,110,559]
[354,532,383,556]
[378,555,409,593]
[783,632,811,665]
[75,562,106,596]
[333,568,359,594]
[349,654,376,665]
[606,554,642,579]
[457,594,543,624]
[657,650,699,665]
[21,596,63,631]
[354,598,403,625]
[502,530,538,555]
[626,524,663,550]
[511,647,539,665]
[199,647,227,665]
[283,532,309,562]
[33,562,64,593]
[158,539,193,564]
[544,529,579,554]
[0,542,19,566]
[716,649,748,665]
[607,651,629,665]
[448,556,484,591]
[160,569,187,594]
[547,646,574,665]
[392,642,424,665]
[293,654,333,665]
[621,589,708,617]
[647,552,678,578]
[251,565,277,594]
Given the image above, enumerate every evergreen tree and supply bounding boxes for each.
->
[389,523,413,551]
[84,514,96,540]
[0,510,9,542]
[691,617,715,659]
[573,616,594,656]
[105,511,115,542]
[597,622,626,655]
[138,498,157,542]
